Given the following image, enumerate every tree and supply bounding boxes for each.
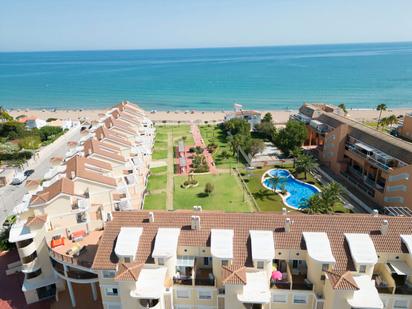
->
[262,112,273,123]
[386,114,398,127]
[303,182,342,214]
[221,118,251,136]
[291,147,303,168]
[0,107,13,122]
[274,120,307,156]
[376,104,387,129]
[338,104,347,115]
[254,121,276,140]
[295,153,318,179]
[248,139,265,157]
[204,182,214,196]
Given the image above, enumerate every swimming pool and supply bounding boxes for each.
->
[262,169,320,210]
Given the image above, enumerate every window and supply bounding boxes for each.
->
[124,257,131,263]
[221,260,228,267]
[198,290,212,300]
[203,257,211,266]
[104,287,118,296]
[359,265,366,273]
[322,264,329,271]
[176,289,190,299]
[394,300,408,309]
[293,294,308,304]
[272,293,287,303]
[158,258,164,266]
[102,270,116,278]
[257,261,264,269]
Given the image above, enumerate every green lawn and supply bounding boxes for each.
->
[147,174,167,192]
[240,166,285,212]
[150,166,167,174]
[155,125,194,145]
[143,192,166,210]
[173,174,251,212]
[199,125,239,168]
[152,148,168,160]
[154,140,168,150]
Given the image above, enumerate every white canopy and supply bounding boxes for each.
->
[387,261,412,276]
[344,233,378,265]
[130,267,167,299]
[176,256,195,267]
[9,220,36,243]
[211,229,234,259]
[115,227,143,258]
[152,228,180,259]
[303,232,336,264]
[237,271,270,304]
[347,276,383,309]
[400,235,412,257]
[250,230,275,261]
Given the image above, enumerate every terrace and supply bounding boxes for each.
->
[48,230,103,269]
[345,136,407,171]
[173,256,215,287]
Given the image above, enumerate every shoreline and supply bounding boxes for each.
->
[8,107,412,124]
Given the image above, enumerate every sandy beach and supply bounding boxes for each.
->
[8,107,412,125]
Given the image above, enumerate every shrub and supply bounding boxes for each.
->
[0,150,33,161]
[18,136,41,149]
[38,126,63,142]
[46,117,58,122]
[204,182,214,196]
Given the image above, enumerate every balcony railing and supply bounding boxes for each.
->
[395,284,412,295]
[195,278,215,286]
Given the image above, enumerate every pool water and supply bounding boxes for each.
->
[263,169,320,209]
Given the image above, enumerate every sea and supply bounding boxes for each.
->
[1,42,412,111]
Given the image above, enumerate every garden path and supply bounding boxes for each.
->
[191,125,218,174]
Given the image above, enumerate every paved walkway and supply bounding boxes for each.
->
[166,132,174,210]
[191,125,217,174]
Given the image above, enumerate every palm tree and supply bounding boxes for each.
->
[378,117,388,130]
[303,194,323,214]
[376,104,387,129]
[291,147,303,168]
[295,153,319,179]
[320,182,342,213]
[386,114,398,127]
[338,103,347,115]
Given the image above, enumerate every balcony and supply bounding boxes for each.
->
[173,257,215,286]
[271,260,291,290]
[345,137,407,171]
[271,260,313,291]
[138,299,160,309]
[195,268,215,286]
[51,259,98,280]
[48,230,103,269]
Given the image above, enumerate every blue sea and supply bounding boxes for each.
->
[1,42,412,110]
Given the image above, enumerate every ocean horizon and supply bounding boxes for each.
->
[1,41,412,111]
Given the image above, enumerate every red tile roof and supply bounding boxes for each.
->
[325,271,359,290]
[92,211,412,272]
[30,178,75,206]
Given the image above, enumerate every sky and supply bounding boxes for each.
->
[1,0,412,52]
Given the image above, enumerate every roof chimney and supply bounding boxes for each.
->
[285,218,291,233]
[70,171,75,179]
[282,208,287,216]
[191,215,200,230]
[373,209,379,217]
[148,212,154,223]
[381,220,389,235]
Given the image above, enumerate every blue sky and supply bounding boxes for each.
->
[1,0,412,52]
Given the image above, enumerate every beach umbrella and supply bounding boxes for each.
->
[272,270,282,281]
